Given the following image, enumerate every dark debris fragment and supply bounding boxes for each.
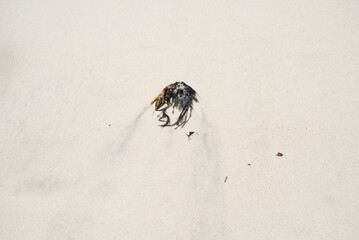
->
[186,131,197,141]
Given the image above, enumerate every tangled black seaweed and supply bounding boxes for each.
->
[151,82,198,128]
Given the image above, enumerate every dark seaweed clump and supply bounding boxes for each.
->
[153,82,198,128]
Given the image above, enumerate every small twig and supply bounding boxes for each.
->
[186,131,196,141]
[224,176,228,182]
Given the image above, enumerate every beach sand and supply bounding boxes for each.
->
[1,1,358,239]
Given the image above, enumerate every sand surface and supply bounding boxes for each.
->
[1,1,359,239]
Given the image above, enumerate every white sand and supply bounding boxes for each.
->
[1,1,358,239]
